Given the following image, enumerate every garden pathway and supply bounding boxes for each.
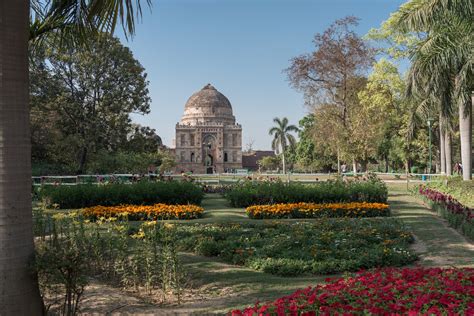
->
[388,188,473,267]
[78,187,473,315]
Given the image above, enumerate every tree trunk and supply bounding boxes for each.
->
[352,159,357,174]
[445,131,452,175]
[78,146,88,174]
[0,1,43,314]
[439,113,446,174]
[459,96,472,180]
[385,155,389,173]
[282,152,286,174]
[336,148,341,174]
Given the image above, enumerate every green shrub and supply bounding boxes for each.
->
[174,219,416,277]
[225,179,388,207]
[39,180,204,209]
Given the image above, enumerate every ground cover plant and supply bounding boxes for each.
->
[225,178,388,207]
[231,267,474,315]
[175,220,416,277]
[246,202,390,219]
[39,180,204,209]
[83,204,204,220]
[418,185,473,240]
[33,210,186,314]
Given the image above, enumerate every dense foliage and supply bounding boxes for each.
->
[419,185,473,240]
[39,181,204,209]
[83,204,204,220]
[30,34,161,175]
[175,220,416,277]
[225,180,388,207]
[231,267,474,315]
[246,202,390,219]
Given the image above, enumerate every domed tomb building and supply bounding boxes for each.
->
[174,84,242,174]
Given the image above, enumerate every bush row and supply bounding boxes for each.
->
[39,181,204,209]
[246,202,390,219]
[175,220,416,277]
[225,179,388,207]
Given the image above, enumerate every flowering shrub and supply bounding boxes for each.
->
[231,267,474,315]
[82,203,204,220]
[225,179,388,207]
[246,202,390,219]
[175,220,416,276]
[419,185,473,239]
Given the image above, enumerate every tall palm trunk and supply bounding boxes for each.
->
[0,1,43,314]
[459,96,472,180]
[445,131,452,175]
[281,151,286,174]
[439,114,446,174]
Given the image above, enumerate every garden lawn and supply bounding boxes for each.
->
[76,185,474,315]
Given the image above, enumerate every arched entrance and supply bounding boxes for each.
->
[202,134,217,174]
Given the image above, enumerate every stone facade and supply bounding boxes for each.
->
[174,84,242,174]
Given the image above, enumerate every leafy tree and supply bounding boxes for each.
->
[30,34,151,173]
[1,1,150,313]
[286,17,375,168]
[258,156,281,172]
[269,117,299,174]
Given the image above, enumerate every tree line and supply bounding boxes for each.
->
[280,6,472,180]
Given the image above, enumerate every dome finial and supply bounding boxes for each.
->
[203,83,215,90]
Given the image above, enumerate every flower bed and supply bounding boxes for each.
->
[246,202,390,219]
[418,186,473,240]
[83,203,204,220]
[231,267,474,315]
[175,220,416,276]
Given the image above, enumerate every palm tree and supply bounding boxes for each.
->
[0,1,150,314]
[269,117,299,174]
[393,0,473,180]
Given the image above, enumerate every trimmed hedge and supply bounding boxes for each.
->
[39,181,204,209]
[225,180,388,207]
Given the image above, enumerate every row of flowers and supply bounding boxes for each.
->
[418,186,473,240]
[231,267,474,315]
[419,186,473,222]
[246,202,390,219]
[82,203,204,220]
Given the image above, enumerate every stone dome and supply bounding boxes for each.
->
[180,84,236,125]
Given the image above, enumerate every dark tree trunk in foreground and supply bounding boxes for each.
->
[0,1,43,314]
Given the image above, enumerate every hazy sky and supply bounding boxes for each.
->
[119,0,406,150]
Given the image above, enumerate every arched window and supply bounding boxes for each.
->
[191,152,195,162]
[224,152,228,162]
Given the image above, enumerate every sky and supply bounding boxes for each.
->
[119,0,406,150]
